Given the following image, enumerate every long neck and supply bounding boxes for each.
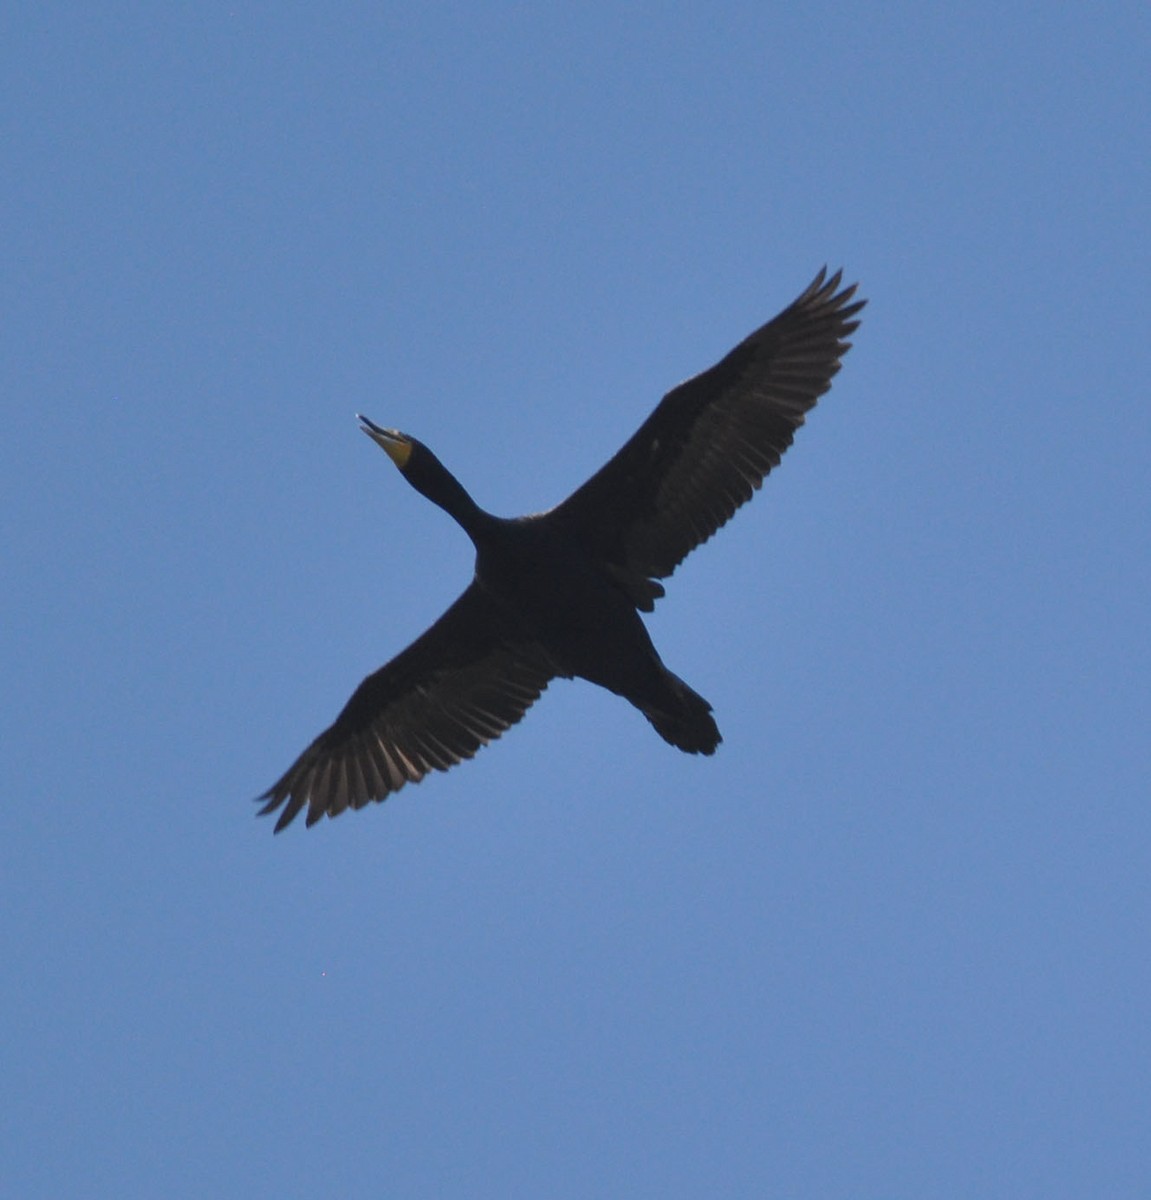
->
[409,453,493,543]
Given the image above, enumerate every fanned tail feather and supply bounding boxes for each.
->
[641,674,722,755]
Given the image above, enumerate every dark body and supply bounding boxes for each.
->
[258,269,864,831]
[474,514,717,753]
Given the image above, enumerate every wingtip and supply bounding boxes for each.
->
[799,266,850,307]
[804,267,867,321]
[254,783,297,833]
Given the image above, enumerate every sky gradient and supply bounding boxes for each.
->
[3,4,1149,1197]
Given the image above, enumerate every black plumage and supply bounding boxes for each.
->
[258,268,865,831]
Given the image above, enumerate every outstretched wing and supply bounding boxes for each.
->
[547,269,864,598]
[258,582,554,831]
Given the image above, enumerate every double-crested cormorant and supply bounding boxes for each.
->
[258,269,864,831]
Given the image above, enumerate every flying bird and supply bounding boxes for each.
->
[258,268,864,831]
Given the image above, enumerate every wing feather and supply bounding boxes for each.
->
[257,581,553,831]
[547,269,865,595]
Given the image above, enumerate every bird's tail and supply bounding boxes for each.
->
[641,673,722,756]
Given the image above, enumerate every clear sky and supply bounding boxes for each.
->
[3,4,1148,1197]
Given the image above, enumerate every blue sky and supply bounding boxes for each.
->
[3,3,1148,1196]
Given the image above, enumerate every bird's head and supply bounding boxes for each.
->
[357,413,479,527]
[358,414,416,471]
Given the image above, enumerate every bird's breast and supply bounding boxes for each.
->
[477,541,636,644]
